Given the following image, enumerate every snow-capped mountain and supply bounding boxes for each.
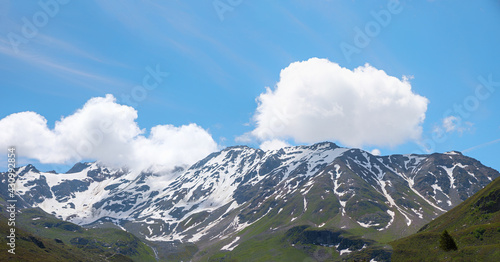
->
[2,142,498,259]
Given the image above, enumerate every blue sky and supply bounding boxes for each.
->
[0,0,499,173]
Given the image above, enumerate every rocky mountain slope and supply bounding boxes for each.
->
[2,142,498,261]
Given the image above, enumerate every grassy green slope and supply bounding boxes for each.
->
[0,217,96,262]
[390,177,500,261]
[0,204,156,262]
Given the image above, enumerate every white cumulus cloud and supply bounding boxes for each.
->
[259,139,291,151]
[371,149,381,156]
[250,58,429,148]
[0,94,218,171]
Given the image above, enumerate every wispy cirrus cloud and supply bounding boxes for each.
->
[462,138,500,153]
[0,36,131,93]
[94,0,274,91]
[440,116,474,134]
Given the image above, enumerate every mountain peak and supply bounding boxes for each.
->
[444,150,462,156]
[22,164,40,174]
[65,162,93,174]
[223,145,259,151]
[305,141,340,150]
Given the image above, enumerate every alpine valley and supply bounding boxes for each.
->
[1,142,499,261]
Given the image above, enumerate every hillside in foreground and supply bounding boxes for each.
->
[0,197,156,262]
[390,177,500,261]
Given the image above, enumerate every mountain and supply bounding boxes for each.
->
[390,176,500,261]
[2,142,498,261]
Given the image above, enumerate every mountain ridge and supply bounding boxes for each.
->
[2,142,499,261]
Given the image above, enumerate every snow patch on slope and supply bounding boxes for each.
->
[221,236,240,251]
[379,210,395,231]
[440,165,456,188]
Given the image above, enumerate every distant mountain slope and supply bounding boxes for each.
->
[1,142,499,261]
[390,177,500,261]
